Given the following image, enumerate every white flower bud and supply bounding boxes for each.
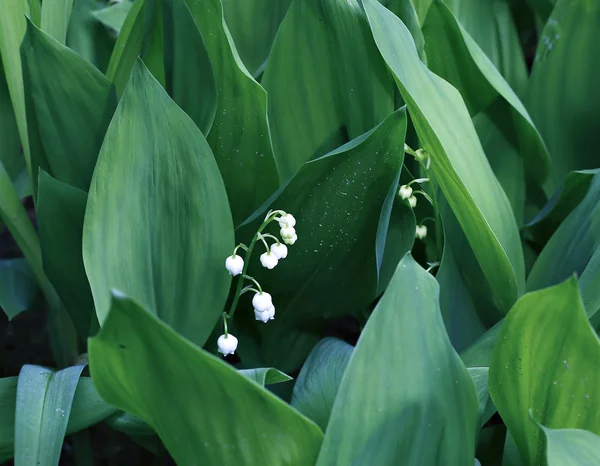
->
[252,292,273,312]
[284,233,298,245]
[399,184,413,200]
[278,213,296,228]
[280,226,296,240]
[270,242,288,259]
[217,334,238,356]
[225,255,244,276]
[408,195,417,208]
[260,251,278,269]
[416,225,428,240]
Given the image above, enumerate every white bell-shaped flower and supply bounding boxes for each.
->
[217,334,238,356]
[260,251,278,269]
[399,185,413,200]
[408,195,417,208]
[252,292,273,312]
[270,242,288,259]
[280,226,296,240]
[415,224,428,240]
[284,233,298,245]
[265,305,275,320]
[278,213,296,228]
[225,255,244,276]
[254,306,273,323]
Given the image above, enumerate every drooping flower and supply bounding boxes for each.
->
[265,305,275,321]
[252,292,273,312]
[254,304,275,323]
[217,334,238,356]
[415,225,428,240]
[260,251,278,269]
[284,234,298,245]
[399,185,413,200]
[270,242,288,259]
[280,226,298,245]
[225,255,244,276]
[278,213,296,228]
[408,195,417,208]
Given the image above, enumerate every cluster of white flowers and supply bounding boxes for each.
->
[399,184,417,208]
[218,210,298,357]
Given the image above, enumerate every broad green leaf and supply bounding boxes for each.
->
[180,0,278,224]
[0,0,32,175]
[222,0,292,76]
[21,20,117,193]
[526,0,557,23]
[40,0,74,44]
[0,258,37,320]
[468,367,495,427]
[15,364,85,465]
[106,412,155,436]
[316,255,478,465]
[83,61,233,346]
[92,1,132,33]
[0,376,119,462]
[263,0,395,180]
[489,278,600,465]
[37,171,96,338]
[382,0,425,62]
[236,108,407,371]
[364,0,525,313]
[527,174,600,295]
[460,320,503,369]
[291,338,353,430]
[163,0,217,135]
[422,0,549,188]
[88,292,324,464]
[526,0,600,192]
[239,368,293,386]
[542,426,600,465]
[580,246,600,319]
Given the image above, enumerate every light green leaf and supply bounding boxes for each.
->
[489,278,600,465]
[37,171,96,338]
[364,0,525,313]
[580,245,600,320]
[21,19,117,193]
[92,1,132,33]
[88,292,324,465]
[526,0,600,193]
[291,338,353,430]
[542,426,600,465]
[15,364,85,466]
[239,368,293,386]
[222,0,292,75]
[0,258,37,320]
[40,0,74,44]
[316,255,479,464]
[163,0,217,135]
[83,61,233,346]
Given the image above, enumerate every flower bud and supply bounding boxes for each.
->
[278,213,296,228]
[260,251,278,269]
[408,195,417,208]
[270,243,288,259]
[284,234,298,245]
[225,255,244,276]
[416,225,428,240]
[399,185,413,200]
[280,226,296,240]
[252,292,273,312]
[217,334,238,356]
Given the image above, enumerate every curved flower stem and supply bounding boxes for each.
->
[233,243,248,255]
[257,233,270,252]
[260,233,280,245]
[222,312,229,336]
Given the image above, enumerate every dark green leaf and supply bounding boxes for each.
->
[88,292,324,464]
[0,258,37,320]
[316,255,479,464]
[83,61,234,346]
[468,367,496,427]
[92,1,132,33]
[40,0,74,44]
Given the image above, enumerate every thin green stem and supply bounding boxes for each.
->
[257,233,270,252]
[240,286,260,295]
[242,274,262,293]
[260,233,280,244]
[233,243,248,255]
[222,313,229,336]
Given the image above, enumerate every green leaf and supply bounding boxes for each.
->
[163,0,217,135]
[0,376,119,462]
[580,245,600,320]
[526,0,600,192]
[40,0,74,44]
[527,174,600,296]
[239,368,293,386]
[263,0,395,180]
[92,1,132,33]
[291,338,353,430]
[21,20,117,193]
[15,364,85,465]
[222,0,292,76]
[422,0,549,188]
[37,171,96,338]
[236,108,407,371]
[83,61,233,346]
[0,258,37,320]
[88,292,324,464]
[489,278,600,465]
[364,0,525,313]
[316,255,479,464]
[468,367,495,427]
[542,426,600,465]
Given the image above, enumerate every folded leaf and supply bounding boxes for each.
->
[542,426,600,465]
